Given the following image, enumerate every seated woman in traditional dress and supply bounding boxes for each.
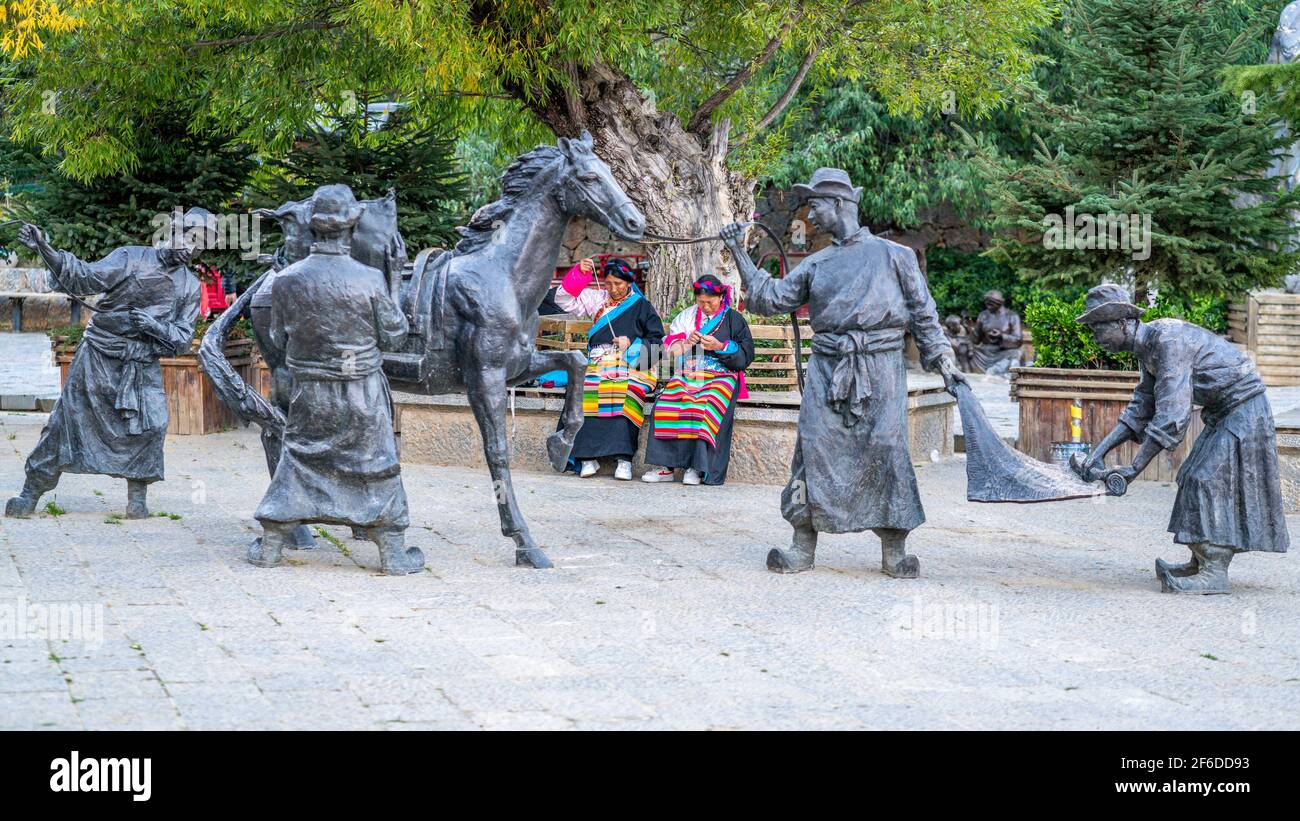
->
[554,257,665,480]
[642,274,755,485]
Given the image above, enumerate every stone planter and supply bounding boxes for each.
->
[1009,366,1202,483]
[53,336,265,435]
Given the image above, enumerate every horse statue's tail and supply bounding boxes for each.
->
[197,273,286,434]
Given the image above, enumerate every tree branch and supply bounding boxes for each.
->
[686,10,800,134]
[184,21,345,51]
[733,42,820,144]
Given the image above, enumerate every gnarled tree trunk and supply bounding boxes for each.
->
[525,62,756,311]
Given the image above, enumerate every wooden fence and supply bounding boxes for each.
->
[1228,292,1300,386]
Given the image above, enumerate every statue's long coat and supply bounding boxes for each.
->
[741,228,950,534]
[253,248,410,529]
[23,247,199,489]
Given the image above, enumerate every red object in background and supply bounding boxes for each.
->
[194,262,227,319]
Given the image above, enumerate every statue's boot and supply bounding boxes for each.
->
[249,521,292,568]
[289,524,317,550]
[5,480,42,519]
[878,528,920,579]
[1157,543,1232,594]
[767,525,817,574]
[1155,551,1199,578]
[373,528,425,576]
[125,480,149,520]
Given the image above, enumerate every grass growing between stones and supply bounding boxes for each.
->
[42,499,66,517]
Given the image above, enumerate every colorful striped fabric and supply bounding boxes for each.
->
[582,350,657,427]
[652,362,739,448]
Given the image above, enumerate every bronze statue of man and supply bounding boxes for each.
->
[5,209,208,520]
[1077,283,1289,593]
[968,289,1023,374]
[720,167,966,578]
[248,184,422,575]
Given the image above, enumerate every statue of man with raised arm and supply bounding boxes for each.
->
[5,209,208,520]
[720,167,966,579]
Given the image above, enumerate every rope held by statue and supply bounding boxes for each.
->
[633,221,804,392]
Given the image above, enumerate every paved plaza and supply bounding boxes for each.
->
[1,409,1298,730]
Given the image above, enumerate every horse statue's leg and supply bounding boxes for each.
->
[510,349,589,472]
[465,361,554,569]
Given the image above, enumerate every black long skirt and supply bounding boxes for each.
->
[1168,393,1289,553]
[568,415,640,463]
[643,399,738,485]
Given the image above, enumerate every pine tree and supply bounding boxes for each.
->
[4,109,256,273]
[249,105,468,256]
[969,0,1300,298]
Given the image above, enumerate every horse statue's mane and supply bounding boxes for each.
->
[455,144,564,255]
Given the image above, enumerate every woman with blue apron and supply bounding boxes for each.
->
[554,257,665,480]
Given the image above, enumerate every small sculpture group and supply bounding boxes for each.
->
[3,150,1289,595]
[943,290,1023,375]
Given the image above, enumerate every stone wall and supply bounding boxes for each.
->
[0,267,86,332]
[393,375,955,485]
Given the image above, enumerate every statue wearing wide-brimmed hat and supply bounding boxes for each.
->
[1075,282,1289,593]
[720,166,967,579]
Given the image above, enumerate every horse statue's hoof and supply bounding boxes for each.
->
[288,524,318,550]
[516,547,554,569]
[545,432,574,473]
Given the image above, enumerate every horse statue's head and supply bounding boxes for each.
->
[554,131,644,241]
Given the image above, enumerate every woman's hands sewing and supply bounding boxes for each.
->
[689,331,724,351]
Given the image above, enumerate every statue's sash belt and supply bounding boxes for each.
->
[82,327,162,435]
[811,329,904,427]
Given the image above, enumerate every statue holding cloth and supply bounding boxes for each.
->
[720,167,966,578]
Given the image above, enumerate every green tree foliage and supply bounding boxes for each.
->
[1023,288,1226,369]
[1,1,1054,182]
[924,248,1025,319]
[2,108,255,270]
[966,0,1300,298]
[249,106,469,255]
[763,83,1032,234]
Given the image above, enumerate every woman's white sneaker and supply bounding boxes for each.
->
[642,468,676,483]
[614,459,633,480]
[579,460,599,478]
[683,468,702,485]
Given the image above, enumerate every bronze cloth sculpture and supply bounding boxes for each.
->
[1076,283,1290,593]
[5,210,208,520]
[721,167,967,579]
[247,185,422,575]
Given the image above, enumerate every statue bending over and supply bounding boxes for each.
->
[1077,284,1289,593]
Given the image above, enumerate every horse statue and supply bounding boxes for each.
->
[201,132,645,569]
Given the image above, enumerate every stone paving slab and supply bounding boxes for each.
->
[1,410,1298,730]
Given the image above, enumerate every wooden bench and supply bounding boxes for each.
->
[536,315,814,404]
